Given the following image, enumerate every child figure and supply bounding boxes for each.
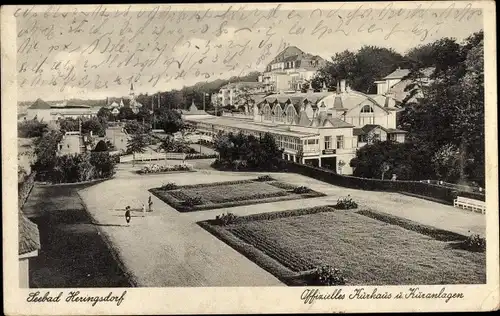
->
[148,195,153,212]
[125,206,131,226]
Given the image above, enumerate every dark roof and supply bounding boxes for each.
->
[361,124,385,133]
[354,124,386,136]
[386,128,408,134]
[19,211,40,256]
[297,111,311,127]
[29,99,51,110]
[353,128,364,136]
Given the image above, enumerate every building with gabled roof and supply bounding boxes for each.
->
[184,79,406,174]
[259,46,327,93]
[26,98,100,122]
[375,67,435,103]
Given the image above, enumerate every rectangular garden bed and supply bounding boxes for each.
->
[198,207,486,286]
[149,178,326,212]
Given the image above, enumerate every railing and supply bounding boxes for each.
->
[222,112,254,120]
[120,152,188,163]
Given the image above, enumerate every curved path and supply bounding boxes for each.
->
[78,160,485,287]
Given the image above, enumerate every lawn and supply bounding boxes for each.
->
[199,207,486,286]
[149,178,326,212]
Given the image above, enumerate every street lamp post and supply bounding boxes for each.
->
[202,92,210,112]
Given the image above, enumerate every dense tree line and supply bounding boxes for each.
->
[312,46,405,93]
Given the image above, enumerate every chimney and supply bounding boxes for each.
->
[340,79,346,93]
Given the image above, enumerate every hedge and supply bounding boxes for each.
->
[281,161,485,204]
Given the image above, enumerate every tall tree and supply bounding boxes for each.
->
[81,117,105,136]
[315,46,404,93]
[126,133,149,167]
[398,31,484,185]
[155,108,185,135]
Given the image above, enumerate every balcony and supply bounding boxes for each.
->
[303,146,320,155]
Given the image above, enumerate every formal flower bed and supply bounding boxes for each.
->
[198,206,485,286]
[137,163,194,174]
[149,178,325,212]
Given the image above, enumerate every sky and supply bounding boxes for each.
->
[14,3,483,102]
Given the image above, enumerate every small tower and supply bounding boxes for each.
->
[321,81,328,92]
[130,82,135,99]
[307,81,314,93]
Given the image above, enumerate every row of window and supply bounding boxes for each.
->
[193,121,350,152]
[324,136,344,149]
[275,135,301,151]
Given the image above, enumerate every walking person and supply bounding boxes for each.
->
[148,195,153,212]
[142,203,146,217]
[125,206,131,226]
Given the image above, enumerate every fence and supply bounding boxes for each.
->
[282,161,485,204]
[18,172,36,209]
[120,152,187,163]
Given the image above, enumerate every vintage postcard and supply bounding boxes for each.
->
[2,1,498,314]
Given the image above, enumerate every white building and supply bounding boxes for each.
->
[259,46,327,93]
[183,80,406,175]
[216,82,267,108]
[25,99,100,122]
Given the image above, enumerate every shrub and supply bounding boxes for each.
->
[292,186,311,194]
[256,175,275,182]
[185,153,218,160]
[268,181,298,190]
[334,195,358,210]
[182,196,203,206]
[460,234,486,252]
[160,182,178,190]
[310,265,347,286]
[137,163,193,174]
[215,212,239,226]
